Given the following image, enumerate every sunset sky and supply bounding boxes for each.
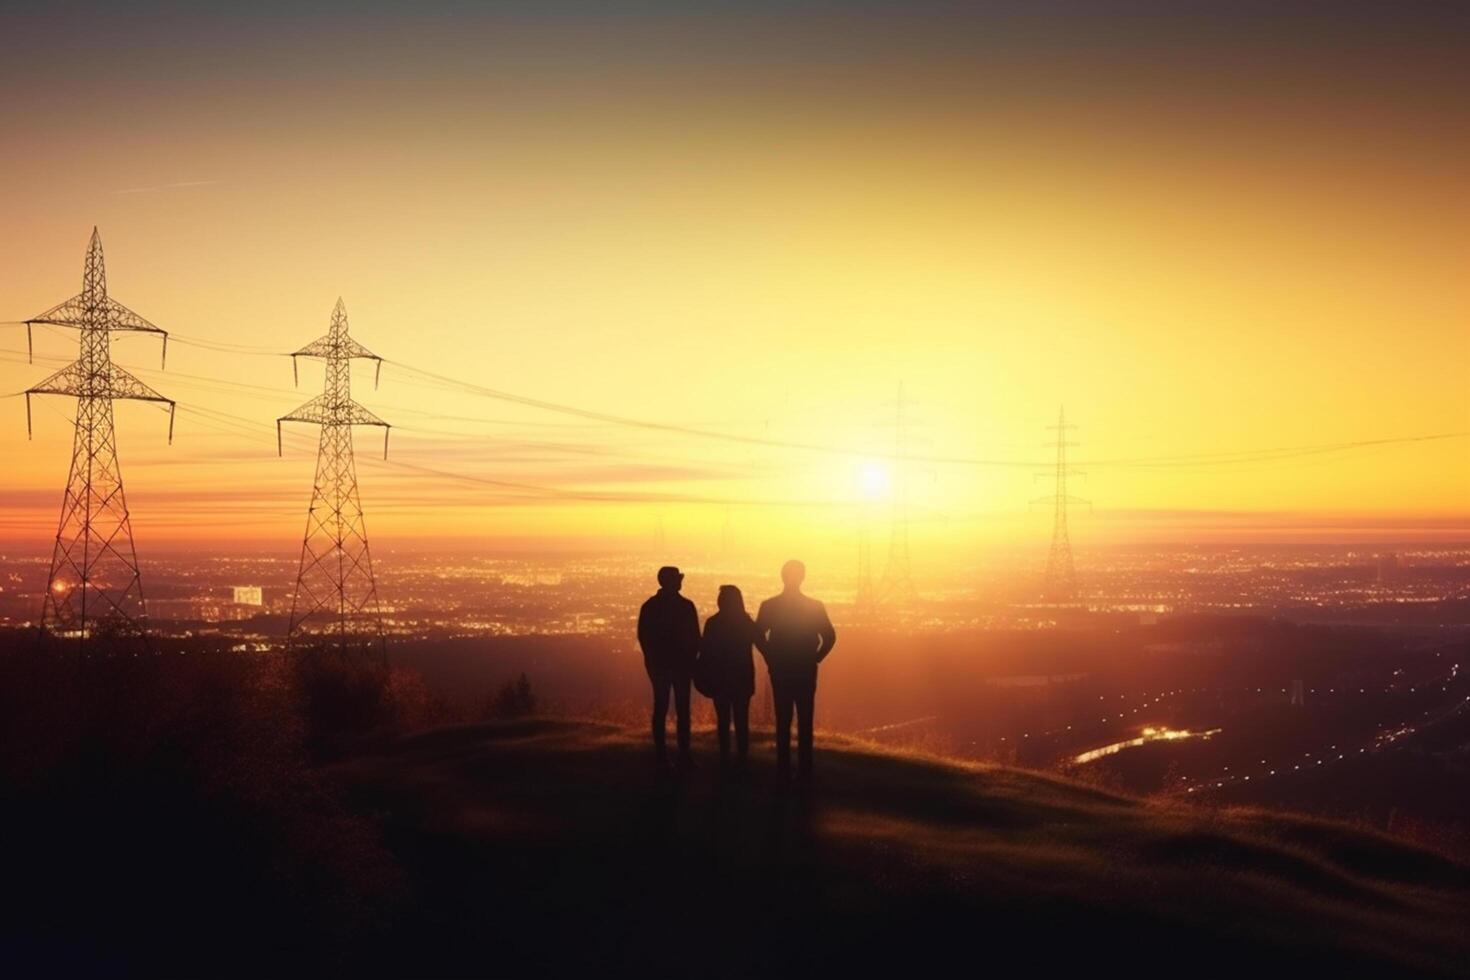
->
[0,2,1466,568]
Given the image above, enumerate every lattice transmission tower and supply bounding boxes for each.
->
[877,383,917,605]
[1036,406,1088,602]
[854,522,877,621]
[277,299,391,662]
[22,229,175,653]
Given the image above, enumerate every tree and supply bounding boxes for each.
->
[489,672,537,718]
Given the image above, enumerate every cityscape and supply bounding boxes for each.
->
[2,542,1463,863]
[4,543,1465,640]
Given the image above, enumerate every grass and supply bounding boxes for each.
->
[328,719,1470,978]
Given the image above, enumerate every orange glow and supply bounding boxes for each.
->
[1074,727,1223,765]
[0,7,1464,570]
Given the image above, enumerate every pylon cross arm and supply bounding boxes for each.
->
[25,295,89,328]
[101,363,173,405]
[337,400,389,428]
[277,397,390,457]
[291,334,382,363]
[25,360,87,397]
[26,360,170,402]
[25,362,176,443]
[278,394,386,426]
[27,294,169,357]
[105,296,166,336]
[278,394,332,426]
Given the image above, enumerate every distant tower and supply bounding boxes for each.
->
[654,511,668,555]
[877,384,917,605]
[277,299,391,663]
[1038,406,1086,602]
[22,229,175,652]
[854,522,877,620]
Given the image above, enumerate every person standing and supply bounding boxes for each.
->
[637,566,701,768]
[754,560,836,781]
[697,585,758,768]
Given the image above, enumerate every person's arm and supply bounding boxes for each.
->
[636,601,652,658]
[681,600,702,658]
[815,602,837,663]
[753,601,772,660]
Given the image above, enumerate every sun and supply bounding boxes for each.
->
[856,461,891,501]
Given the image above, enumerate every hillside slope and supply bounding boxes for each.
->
[328,720,1470,978]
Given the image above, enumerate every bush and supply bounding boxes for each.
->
[484,672,538,719]
[291,652,453,757]
[0,633,404,973]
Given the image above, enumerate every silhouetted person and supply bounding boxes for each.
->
[699,585,757,768]
[637,565,700,768]
[755,560,836,781]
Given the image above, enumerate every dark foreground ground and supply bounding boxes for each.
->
[326,720,1470,978]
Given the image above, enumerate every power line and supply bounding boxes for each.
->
[376,360,1469,471]
[12,334,1467,473]
[161,399,857,510]
[1077,431,1470,468]
[380,360,1040,468]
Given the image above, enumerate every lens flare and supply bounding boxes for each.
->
[857,461,891,501]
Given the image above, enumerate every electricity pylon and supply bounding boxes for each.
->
[1036,406,1088,602]
[277,299,391,663]
[854,522,878,620]
[877,383,917,605]
[22,228,175,653]
[654,511,668,555]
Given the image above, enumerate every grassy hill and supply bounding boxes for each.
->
[329,720,1470,978]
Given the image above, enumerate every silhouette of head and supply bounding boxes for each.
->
[657,566,684,591]
[781,559,806,592]
[717,584,746,616]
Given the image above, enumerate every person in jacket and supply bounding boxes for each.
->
[637,565,700,768]
[699,585,758,768]
[754,560,836,781]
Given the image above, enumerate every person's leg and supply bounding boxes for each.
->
[734,697,750,760]
[796,683,816,778]
[650,675,670,763]
[673,674,692,760]
[715,698,732,763]
[772,680,794,777]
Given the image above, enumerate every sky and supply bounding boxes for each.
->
[0,1,1466,570]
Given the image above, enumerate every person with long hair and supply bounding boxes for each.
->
[697,584,758,768]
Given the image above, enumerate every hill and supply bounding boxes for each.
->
[328,720,1470,978]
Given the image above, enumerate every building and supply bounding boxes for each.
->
[233,586,264,606]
